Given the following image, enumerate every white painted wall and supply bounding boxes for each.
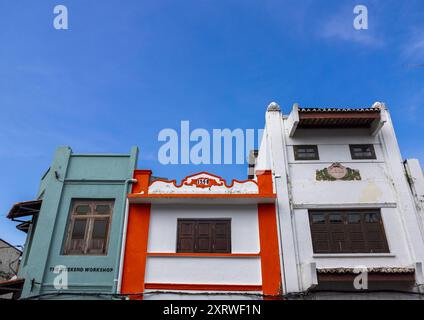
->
[145,256,261,285]
[289,162,396,206]
[405,159,424,230]
[148,204,260,253]
[144,291,261,300]
[145,204,261,286]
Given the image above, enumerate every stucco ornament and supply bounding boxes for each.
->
[148,172,259,194]
[316,163,362,181]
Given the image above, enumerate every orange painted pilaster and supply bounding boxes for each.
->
[258,203,282,296]
[121,203,151,299]
[132,170,152,194]
[256,170,274,196]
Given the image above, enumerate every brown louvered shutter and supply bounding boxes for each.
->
[309,213,331,253]
[177,220,196,252]
[196,221,213,252]
[309,210,389,254]
[328,213,349,253]
[213,221,231,253]
[177,219,231,253]
[362,212,389,253]
[346,213,366,253]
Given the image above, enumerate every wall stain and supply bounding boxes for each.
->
[359,181,383,203]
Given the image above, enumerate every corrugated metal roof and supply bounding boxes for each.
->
[317,267,415,274]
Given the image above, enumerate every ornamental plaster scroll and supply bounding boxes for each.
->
[148,172,259,194]
[316,163,362,181]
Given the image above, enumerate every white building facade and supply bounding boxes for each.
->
[255,102,424,297]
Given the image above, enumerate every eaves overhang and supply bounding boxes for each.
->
[7,200,42,220]
[286,103,387,137]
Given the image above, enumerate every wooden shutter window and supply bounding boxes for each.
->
[196,221,213,252]
[309,210,389,254]
[177,219,231,253]
[213,221,231,253]
[64,200,114,255]
[177,220,196,252]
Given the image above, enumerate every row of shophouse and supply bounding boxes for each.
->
[1,102,424,299]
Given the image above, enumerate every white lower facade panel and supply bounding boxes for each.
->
[145,256,262,285]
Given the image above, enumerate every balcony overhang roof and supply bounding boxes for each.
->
[286,104,387,137]
[7,200,42,220]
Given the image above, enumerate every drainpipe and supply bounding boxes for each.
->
[113,178,137,296]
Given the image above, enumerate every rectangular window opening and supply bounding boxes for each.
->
[63,200,114,255]
[177,219,231,253]
[350,144,377,160]
[294,145,319,161]
[309,210,389,254]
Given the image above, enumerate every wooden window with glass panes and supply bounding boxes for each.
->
[64,200,114,255]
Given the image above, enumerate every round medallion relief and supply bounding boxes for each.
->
[327,163,348,180]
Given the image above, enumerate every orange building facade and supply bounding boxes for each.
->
[119,170,282,299]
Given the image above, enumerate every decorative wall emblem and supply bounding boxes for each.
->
[316,163,361,181]
[184,176,224,189]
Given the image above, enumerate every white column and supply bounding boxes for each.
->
[265,102,302,294]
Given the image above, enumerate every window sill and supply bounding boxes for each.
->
[313,253,395,258]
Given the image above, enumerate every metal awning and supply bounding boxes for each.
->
[7,200,42,219]
[0,278,24,298]
[16,221,31,233]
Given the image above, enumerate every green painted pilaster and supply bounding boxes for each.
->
[21,146,72,298]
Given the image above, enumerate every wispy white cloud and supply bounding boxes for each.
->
[319,7,384,48]
[404,87,424,119]
[401,30,424,62]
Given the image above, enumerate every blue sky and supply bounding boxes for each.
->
[0,0,423,246]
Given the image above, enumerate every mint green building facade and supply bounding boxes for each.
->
[15,146,138,299]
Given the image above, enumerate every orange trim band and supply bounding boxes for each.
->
[144,283,262,292]
[258,203,282,296]
[147,252,260,258]
[120,203,151,297]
